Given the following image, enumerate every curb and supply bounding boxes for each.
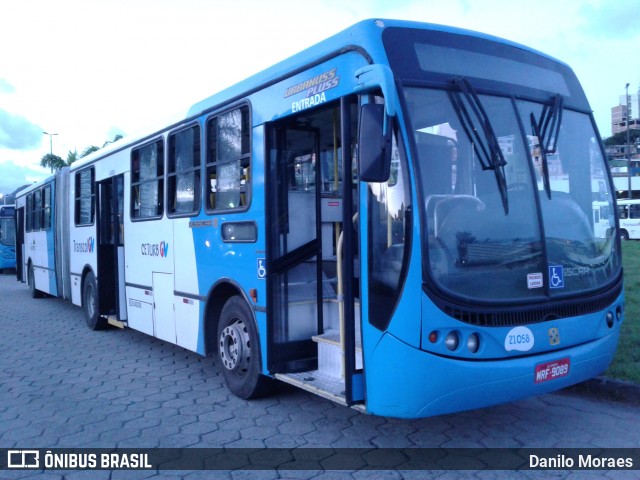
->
[564,376,640,405]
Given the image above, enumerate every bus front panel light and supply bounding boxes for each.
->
[445,332,459,351]
[616,305,623,322]
[467,333,479,353]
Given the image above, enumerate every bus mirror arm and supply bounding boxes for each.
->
[354,64,398,119]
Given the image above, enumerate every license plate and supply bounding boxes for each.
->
[534,357,570,384]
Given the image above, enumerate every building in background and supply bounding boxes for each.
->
[612,86,640,135]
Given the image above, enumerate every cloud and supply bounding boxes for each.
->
[579,1,640,39]
[0,110,43,150]
[0,78,14,94]
[0,160,47,195]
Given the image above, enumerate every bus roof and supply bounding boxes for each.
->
[186,18,565,119]
[14,171,61,199]
[68,18,569,172]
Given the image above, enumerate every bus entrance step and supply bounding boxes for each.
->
[106,316,127,329]
[275,371,348,406]
[312,330,362,377]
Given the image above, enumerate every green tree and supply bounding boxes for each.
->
[66,149,79,166]
[81,145,99,158]
[40,153,66,172]
[604,130,640,146]
[81,134,123,158]
[103,134,123,147]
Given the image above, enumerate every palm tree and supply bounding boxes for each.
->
[40,153,66,173]
[66,149,79,166]
[81,145,100,158]
[103,134,123,148]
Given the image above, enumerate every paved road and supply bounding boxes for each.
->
[0,272,638,479]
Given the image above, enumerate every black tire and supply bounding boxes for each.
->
[217,295,273,399]
[28,263,42,298]
[620,230,630,241]
[83,271,107,330]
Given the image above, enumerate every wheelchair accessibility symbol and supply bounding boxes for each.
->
[257,258,267,280]
[549,265,564,289]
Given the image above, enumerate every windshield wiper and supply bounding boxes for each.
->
[530,95,563,199]
[448,77,509,214]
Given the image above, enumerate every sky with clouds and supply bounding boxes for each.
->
[1,0,638,196]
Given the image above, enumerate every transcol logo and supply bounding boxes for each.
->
[141,241,170,258]
[73,237,95,253]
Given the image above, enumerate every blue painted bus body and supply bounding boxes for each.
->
[15,19,623,418]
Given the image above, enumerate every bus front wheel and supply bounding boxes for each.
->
[620,230,630,241]
[217,296,273,399]
[83,271,107,330]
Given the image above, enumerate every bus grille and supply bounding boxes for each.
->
[440,284,622,327]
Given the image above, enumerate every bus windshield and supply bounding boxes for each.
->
[403,87,620,303]
[0,217,16,247]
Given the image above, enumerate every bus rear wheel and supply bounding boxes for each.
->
[217,296,273,399]
[83,271,107,330]
[620,230,630,241]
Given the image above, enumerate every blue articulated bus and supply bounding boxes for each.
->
[0,204,16,271]
[16,19,624,418]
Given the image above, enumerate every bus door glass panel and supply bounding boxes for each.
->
[268,121,321,372]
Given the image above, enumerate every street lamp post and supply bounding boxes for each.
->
[626,83,632,199]
[43,131,58,155]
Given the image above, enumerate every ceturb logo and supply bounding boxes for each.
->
[141,241,169,258]
[73,237,95,253]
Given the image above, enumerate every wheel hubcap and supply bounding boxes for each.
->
[219,319,250,373]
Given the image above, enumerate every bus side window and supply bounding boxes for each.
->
[33,189,42,231]
[25,194,32,232]
[205,106,251,212]
[131,140,164,220]
[367,125,411,330]
[167,124,201,216]
[43,185,52,230]
[618,205,628,219]
[75,168,96,226]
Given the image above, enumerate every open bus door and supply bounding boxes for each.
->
[266,98,363,405]
[97,175,126,322]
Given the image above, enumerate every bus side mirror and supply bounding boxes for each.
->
[358,103,392,182]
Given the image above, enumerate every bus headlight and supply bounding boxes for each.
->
[467,333,480,353]
[445,332,459,351]
[606,311,614,328]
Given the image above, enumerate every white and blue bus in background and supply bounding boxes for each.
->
[616,199,640,240]
[15,171,70,298]
[15,19,624,418]
[0,205,16,272]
